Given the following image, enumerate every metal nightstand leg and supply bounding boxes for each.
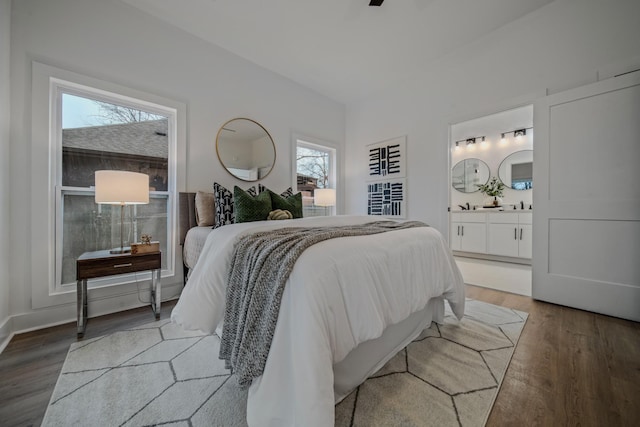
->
[150,268,161,319]
[77,279,88,338]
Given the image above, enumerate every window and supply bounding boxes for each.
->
[54,82,176,289]
[296,139,337,217]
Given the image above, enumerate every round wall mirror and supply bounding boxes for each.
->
[451,158,490,193]
[498,150,533,190]
[216,118,276,181]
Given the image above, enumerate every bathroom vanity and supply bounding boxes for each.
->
[450,210,532,263]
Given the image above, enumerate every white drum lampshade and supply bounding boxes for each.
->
[95,170,149,253]
[95,170,149,205]
[314,188,336,207]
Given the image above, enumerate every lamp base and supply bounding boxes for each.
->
[109,247,131,254]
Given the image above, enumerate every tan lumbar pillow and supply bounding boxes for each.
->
[195,191,216,227]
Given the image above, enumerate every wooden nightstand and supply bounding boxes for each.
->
[76,250,162,338]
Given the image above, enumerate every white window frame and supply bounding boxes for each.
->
[51,80,176,292]
[31,62,186,309]
[292,134,339,215]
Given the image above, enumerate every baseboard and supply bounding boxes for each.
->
[455,256,532,297]
[0,315,13,354]
[6,282,183,345]
[452,251,531,266]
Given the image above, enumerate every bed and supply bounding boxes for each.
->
[174,192,465,426]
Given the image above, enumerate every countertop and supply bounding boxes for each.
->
[451,208,532,213]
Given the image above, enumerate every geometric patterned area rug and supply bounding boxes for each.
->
[41,299,527,427]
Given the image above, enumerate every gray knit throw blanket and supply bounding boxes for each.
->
[219,220,428,388]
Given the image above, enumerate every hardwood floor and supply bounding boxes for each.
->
[1,287,639,426]
[0,301,179,427]
[464,285,640,426]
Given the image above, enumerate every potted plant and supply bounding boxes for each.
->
[477,177,506,207]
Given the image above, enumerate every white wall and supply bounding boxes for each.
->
[0,0,12,350]
[345,0,640,236]
[8,0,345,333]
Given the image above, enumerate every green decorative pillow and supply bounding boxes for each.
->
[268,190,303,218]
[258,184,294,197]
[234,186,273,223]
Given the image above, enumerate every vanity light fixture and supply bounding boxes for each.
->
[514,128,527,141]
[500,133,506,144]
[500,127,533,143]
[454,141,460,150]
[454,135,485,148]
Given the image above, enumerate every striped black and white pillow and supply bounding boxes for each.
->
[213,182,256,228]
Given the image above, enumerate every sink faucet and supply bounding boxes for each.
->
[520,200,524,210]
[466,202,470,210]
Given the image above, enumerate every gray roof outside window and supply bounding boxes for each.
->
[62,119,168,159]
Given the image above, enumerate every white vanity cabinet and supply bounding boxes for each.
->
[450,211,532,260]
[488,213,532,258]
[450,212,487,253]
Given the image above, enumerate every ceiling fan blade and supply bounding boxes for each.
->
[369,0,384,6]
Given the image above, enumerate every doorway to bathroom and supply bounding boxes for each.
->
[448,105,533,296]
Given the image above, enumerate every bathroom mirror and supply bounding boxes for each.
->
[498,150,533,190]
[451,158,490,193]
[216,118,276,181]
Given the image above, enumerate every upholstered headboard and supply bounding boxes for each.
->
[178,192,197,247]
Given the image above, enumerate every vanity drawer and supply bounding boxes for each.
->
[488,212,532,224]
[519,213,532,224]
[451,212,486,223]
[488,213,519,224]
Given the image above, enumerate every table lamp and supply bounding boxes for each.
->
[95,170,149,254]
[314,188,336,216]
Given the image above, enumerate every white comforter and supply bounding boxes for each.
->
[171,215,465,426]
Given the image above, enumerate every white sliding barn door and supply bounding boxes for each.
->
[533,72,640,322]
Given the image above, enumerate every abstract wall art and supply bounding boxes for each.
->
[367,178,406,218]
[367,136,406,179]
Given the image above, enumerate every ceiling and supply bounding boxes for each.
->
[121,0,554,104]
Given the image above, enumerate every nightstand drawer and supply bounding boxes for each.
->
[77,252,161,280]
[76,249,162,338]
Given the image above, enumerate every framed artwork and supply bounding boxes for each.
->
[367,178,406,218]
[367,136,406,179]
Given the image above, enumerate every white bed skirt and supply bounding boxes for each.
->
[333,297,444,402]
[224,297,445,404]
